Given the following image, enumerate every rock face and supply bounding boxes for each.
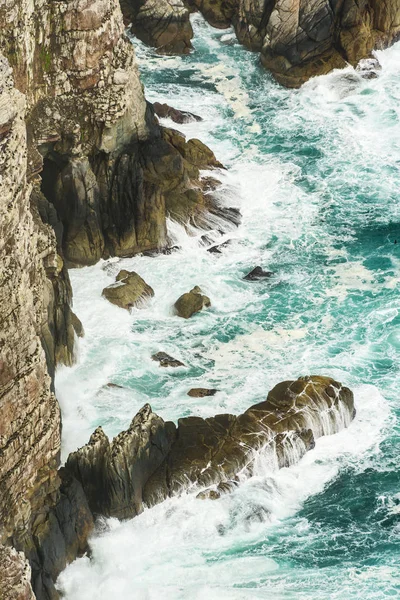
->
[0,0,231,595]
[0,546,35,600]
[133,0,400,86]
[66,376,355,518]
[174,285,211,318]
[0,56,92,600]
[66,405,176,518]
[122,0,194,54]
[102,269,154,309]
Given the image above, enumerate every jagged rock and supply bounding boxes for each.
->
[174,286,211,318]
[187,388,218,397]
[153,102,202,124]
[183,0,400,87]
[143,375,355,504]
[152,352,185,367]
[66,405,177,518]
[207,239,233,254]
[66,376,355,518]
[0,546,35,600]
[122,0,193,54]
[196,488,221,500]
[102,269,154,310]
[243,266,274,280]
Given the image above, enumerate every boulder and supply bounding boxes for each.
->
[153,102,202,124]
[243,266,274,280]
[187,388,218,397]
[152,352,185,367]
[174,286,211,318]
[102,270,154,310]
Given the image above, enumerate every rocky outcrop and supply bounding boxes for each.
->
[152,352,185,367]
[174,285,211,318]
[66,376,355,517]
[132,0,400,86]
[243,266,274,280]
[0,546,35,600]
[0,0,232,595]
[153,102,202,124]
[66,405,176,518]
[121,0,194,54]
[102,269,154,309]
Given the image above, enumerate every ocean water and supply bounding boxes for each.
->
[56,16,400,599]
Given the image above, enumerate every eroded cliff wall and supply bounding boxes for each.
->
[124,0,400,86]
[0,0,227,595]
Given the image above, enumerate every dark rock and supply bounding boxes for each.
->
[153,102,202,124]
[66,376,355,521]
[187,388,218,397]
[65,404,176,518]
[102,270,154,310]
[243,266,274,281]
[152,352,185,367]
[207,239,232,254]
[174,286,211,318]
[104,383,124,389]
[121,0,193,55]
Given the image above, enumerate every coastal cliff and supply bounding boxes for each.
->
[127,0,400,86]
[0,0,393,597]
[0,0,226,596]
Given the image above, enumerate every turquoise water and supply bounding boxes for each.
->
[57,17,400,599]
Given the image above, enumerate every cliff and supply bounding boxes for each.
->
[0,0,229,596]
[125,0,400,86]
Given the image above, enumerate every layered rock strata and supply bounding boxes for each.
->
[128,0,400,86]
[122,0,194,54]
[66,376,355,518]
[0,0,230,596]
[0,546,35,600]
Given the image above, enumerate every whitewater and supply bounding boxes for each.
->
[56,16,400,600]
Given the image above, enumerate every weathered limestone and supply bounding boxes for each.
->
[0,55,95,600]
[0,546,35,600]
[66,376,355,517]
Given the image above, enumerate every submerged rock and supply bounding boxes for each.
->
[152,352,185,367]
[153,102,202,124]
[174,286,211,318]
[65,376,355,519]
[187,388,218,397]
[356,57,382,80]
[102,270,154,310]
[243,266,274,281]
